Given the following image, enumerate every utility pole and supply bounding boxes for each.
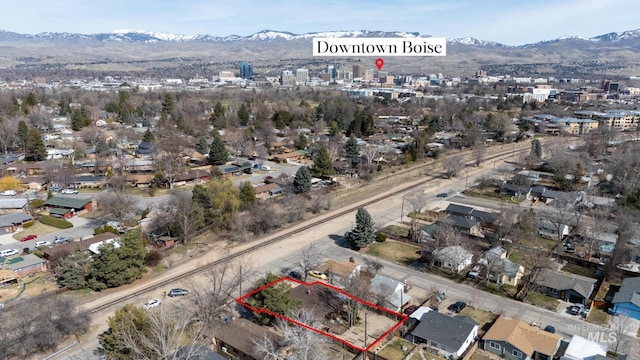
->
[465,169,469,190]
[400,196,405,223]
[364,311,368,348]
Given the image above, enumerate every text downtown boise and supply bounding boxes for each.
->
[313,37,446,57]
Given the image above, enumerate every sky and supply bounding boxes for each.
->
[0,0,637,46]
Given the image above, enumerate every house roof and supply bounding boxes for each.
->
[495,258,523,277]
[411,311,478,351]
[448,215,479,229]
[470,209,497,223]
[43,196,92,210]
[49,207,72,216]
[213,318,279,356]
[0,253,45,272]
[563,335,607,359]
[74,175,106,183]
[611,277,640,307]
[0,212,33,228]
[371,274,411,310]
[323,260,358,278]
[254,183,282,194]
[502,183,532,194]
[534,269,597,299]
[484,316,562,357]
[0,198,29,209]
[445,204,474,216]
[433,246,473,263]
[43,233,119,259]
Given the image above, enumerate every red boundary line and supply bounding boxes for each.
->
[235,276,408,352]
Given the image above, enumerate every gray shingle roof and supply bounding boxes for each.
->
[611,277,640,307]
[535,269,597,299]
[446,204,474,216]
[0,212,33,228]
[44,197,91,210]
[411,311,478,350]
[448,215,479,229]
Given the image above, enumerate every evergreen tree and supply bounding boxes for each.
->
[238,103,250,126]
[329,120,340,137]
[208,132,229,165]
[239,181,257,210]
[142,128,155,142]
[345,207,375,250]
[71,106,92,131]
[86,230,146,290]
[24,92,37,108]
[345,134,360,159]
[96,138,109,155]
[530,139,542,159]
[99,304,150,360]
[312,146,334,176]
[297,133,308,150]
[161,93,174,115]
[247,272,303,326]
[293,166,312,193]
[196,137,209,155]
[24,127,47,161]
[210,101,227,128]
[17,120,28,150]
[57,249,91,290]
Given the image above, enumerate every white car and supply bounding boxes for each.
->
[61,189,78,194]
[142,299,161,310]
[1,190,17,196]
[35,240,51,248]
[0,249,19,257]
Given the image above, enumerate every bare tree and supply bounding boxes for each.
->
[610,313,633,355]
[361,145,381,172]
[405,192,428,243]
[472,143,486,167]
[517,246,552,301]
[343,272,373,326]
[298,242,323,282]
[443,154,465,178]
[253,309,327,360]
[98,189,137,225]
[157,191,203,243]
[155,135,187,189]
[227,127,248,161]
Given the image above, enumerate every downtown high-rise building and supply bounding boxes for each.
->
[239,61,253,79]
[353,64,364,78]
[280,70,295,86]
[296,68,309,85]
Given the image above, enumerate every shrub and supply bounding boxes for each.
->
[94,224,119,235]
[145,250,163,267]
[23,221,34,228]
[375,231,387,242]
[39,215,73,229]
[30,199,44,209]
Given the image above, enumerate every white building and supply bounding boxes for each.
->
[433,246,473,273]
[295,68,308,85]
[560,335,607,360]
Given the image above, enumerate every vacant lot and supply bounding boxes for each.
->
[525,293,559,311]
[366,240,421,265]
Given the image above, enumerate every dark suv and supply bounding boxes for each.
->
[168,288,189,297]
[447,301,467,313]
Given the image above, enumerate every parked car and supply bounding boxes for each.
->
[20,234,38,242]
[142,299,161,310]
[568,304,584,315]
[403,305,418,315]
[1,190,17,196]
[447,301,467,313]
[260,165,271,171]
[543,325,556,333]
[53,236,70,244]
[0,249,19,257]
[307,270,328,280]
[436,192,448,198]
[35,240,51,248]
[287,270,302,280]
[51,185,63,192]
[61,188,78,194]
[168,288,189,297]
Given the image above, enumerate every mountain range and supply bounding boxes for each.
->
[0,29,639,78]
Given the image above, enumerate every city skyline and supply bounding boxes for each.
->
[0,0,637,46]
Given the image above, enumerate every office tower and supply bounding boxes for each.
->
[327,65,336,80]
[296,68,309,85]
[239,61,253,79]
[364,69,374,81]
[280,70,295,86]
[353,64,364,78]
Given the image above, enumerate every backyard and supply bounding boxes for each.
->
[366,240,421,266]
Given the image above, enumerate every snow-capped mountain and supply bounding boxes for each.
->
[591,29,640,42]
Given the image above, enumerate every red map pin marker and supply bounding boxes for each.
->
[375,58,384,71]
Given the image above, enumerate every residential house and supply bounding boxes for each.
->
[20,176,47,190]
[211,318,280,360]
[480,247,525,286]
[483,316,562,360]
[441,215,483,237]
[0,212,33,234]
[533,269,597,305]
[42,233,120,261]
[445,204,474,217]
[319,260,361,286]
[432,245,473,273]
[254,183,284,200]
[501,183,532,198]
[271,150,305,163]
[0,198,28,211]
[125,174,154,188]
[371,274,411,312]
[217,165,242,178]
[611,277,640,320]
[538,219,569,239]
[0,269,19,287]
[43,197,93,217]
[135,141,156,156]
[0,253,47,276]
[559,335,607,360]
[71,175,106,188]
[173,170,211,187]
[409,311,478,358]
[88,237,121,254]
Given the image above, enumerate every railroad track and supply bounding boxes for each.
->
[89,144,530,314]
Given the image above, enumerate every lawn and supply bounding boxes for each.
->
[459,307,498,336]
[562,263,597,278]
[525,293,559,311]
[586,308,610,325]
[380,225,410,240]
[12,222,61,240]
[366,240,421,265]
[507,250,526,265]
[378,339,415,360]
[522,236,557,251]
[464,190,525,205]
